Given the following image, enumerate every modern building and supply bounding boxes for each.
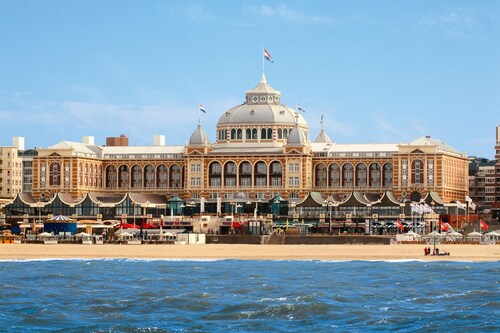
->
[467,126,500,219]
[0,138,23,199]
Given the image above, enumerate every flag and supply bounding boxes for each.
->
[465,195,472,204]
[199,104,206,113]
[456,200,465,210]
[480,219,489,231]
[296,103,306,112]
[397,219,404,231]
[264,49,273,63]
[441,222,448,232]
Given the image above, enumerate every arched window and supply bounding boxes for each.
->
[84,163,88,186]
[270,161,282,187]
[261,128,267,139]
[315,163,327,187]
[383,163,393,187]
[329,163,340,187]
[157,164,168,188]
[239,161,252,187]
[224,161,237,187]
[49,162,60,186]
[209,162,222,187]
[118,165,129,188]
[411,160,424,184]
[277,128,283,139]
[283,128,288,139]
[231,129,236,140]
[170,164,181,188]
[144,164,155,188]
[252,128,257,139]
[369,163,381,187]
[267,128,273,139]
[132,165,142,188]
[237,129,242,140]
[342,163,354,188]
[246,129,251,139]
[254,161,267,187]
[105,165,117,188]
[356,163,367,187]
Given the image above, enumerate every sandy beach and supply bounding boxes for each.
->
[0,243,499,261]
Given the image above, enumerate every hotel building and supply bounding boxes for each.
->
[28,74,469,204]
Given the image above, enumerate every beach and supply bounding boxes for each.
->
[1,243,499,261]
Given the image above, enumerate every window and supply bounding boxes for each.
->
[240,178,251,187]
[271,177,282,186]
[191,177,201,186]
[289,177,299,186]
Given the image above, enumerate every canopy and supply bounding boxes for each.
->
[404,230,422,238]
[38,232,54,237]
[75,232,91,237]
[116,223,140,229]
[141,223,157,229]
[117,232,134,238]
[466,231,483,238]
[47,215,75,222]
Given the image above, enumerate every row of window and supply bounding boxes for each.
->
[315,162,393,187]
[217,127,292,141]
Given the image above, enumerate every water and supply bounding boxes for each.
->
[0,259,498,332]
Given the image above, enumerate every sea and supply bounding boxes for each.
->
[0,259,498,332]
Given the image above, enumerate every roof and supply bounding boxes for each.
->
[287,124,307,145]
[405,136,462,155]
[314,130,332,143]
[311,142,398,154]
[189,123,209,146]
[101,145,185,156]
[217,74,308,128]
[48,141,101,157]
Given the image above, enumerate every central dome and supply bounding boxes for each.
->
[216,74,309,144]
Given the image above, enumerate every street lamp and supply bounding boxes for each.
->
[323,199,334,235]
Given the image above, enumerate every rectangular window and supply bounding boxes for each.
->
[210,178,221,187]
[271,178,282,186]
[225,178,236,187]
[240,178,251,187]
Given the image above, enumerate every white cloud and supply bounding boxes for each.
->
[246,3,331,24]
[418,8,480,38]
[185,4,214,24]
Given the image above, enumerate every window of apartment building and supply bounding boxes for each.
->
[190,177,201,186]
[190,164,201,173]
[225,177,236,187]
[271,177,282,187]
[256,192,266,200]
[288,163,300,172]
[210,178,221,187]
[289,177,299,186]
[240,178,251,187]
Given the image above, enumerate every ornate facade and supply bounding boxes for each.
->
[31,73,469,205]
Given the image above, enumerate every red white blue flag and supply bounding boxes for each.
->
[264,49,273,63]
[199,104,206,113]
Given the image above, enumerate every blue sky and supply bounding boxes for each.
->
[1,0,499,158]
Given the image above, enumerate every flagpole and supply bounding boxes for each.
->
[262,47,265,74]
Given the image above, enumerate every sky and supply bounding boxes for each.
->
[1,0,499,159]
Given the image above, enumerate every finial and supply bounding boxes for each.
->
[261,72,267,83]
[320,109,324,131]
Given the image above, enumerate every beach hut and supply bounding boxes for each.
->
[465,231,483,242]
[483,231,500,243]
[444,231,463,242]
